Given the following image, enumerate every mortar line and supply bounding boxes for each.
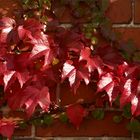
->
[132,0,135,23]
[34,137,134,140]
[112,24,140,28]
[131,132,135,140]
[31,124,36,138]
[13,136,136,140]
[59,0,140,29]
[59,23,140,28]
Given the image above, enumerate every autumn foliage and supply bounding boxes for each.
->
[0,0,140,139]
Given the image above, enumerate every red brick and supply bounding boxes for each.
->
[115,28,140,48]
[106,0,132,23]
[14,125,32,137]
[36,111,131,137]
[51,0,92,23]
[52,0,132,23]
[14,138,40,140]
[134,0,140,23]
[134,132,140,139]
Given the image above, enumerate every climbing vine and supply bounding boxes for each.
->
[0,0,140,139]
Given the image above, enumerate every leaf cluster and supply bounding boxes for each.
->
[0,0,140,138]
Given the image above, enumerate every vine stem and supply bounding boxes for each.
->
[56,83,61,107]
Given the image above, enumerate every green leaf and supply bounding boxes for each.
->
[0,136,7,140]
[101,0,110,12]
[123,104,132,119]
[41,16,48,23]
[32,118,43,126]
[0,135,3,140]
[92,109,105,120]
[100,19,118,42]
[120,39,136,61]
[60,0,65,5]
[113,95,120,107]
[43,114,53,126]
[113,115,123,123]
[19,122,28,129]
[44,0,51,7]
[22,0,29,4]
[91,37,98,45]
[133,51,140,63]
[73,7,84,18]
[85,32,92,39]
[38,0,43,8]
[127,119,140,132]
[94,12,104,25]
[59,112,68,123]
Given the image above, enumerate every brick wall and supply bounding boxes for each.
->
[0,0,140,140]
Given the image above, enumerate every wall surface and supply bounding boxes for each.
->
[0,0,140,140]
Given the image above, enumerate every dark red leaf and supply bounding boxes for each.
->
[66,104,87,129]
[7,86,50,118]
[0,119,15,140]
[96,45,124,66]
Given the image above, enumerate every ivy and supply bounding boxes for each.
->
[92,109,105,120]
[43,114,54,126]
[0,0,140,138]
[122,104,132,119]
[59,112,68,123]
[113,115,123,124]
[127,119,140,133]
[101,0,110,12]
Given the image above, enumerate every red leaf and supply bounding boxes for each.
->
[97,73,119,104]
[30,39,50,59]
[80,47,103,75]
[2,53,30,90]
[29,33,54,68]
[0,44,7,58]
[120,66,140,116]
[0,119,15,140]
[23,18,43,35]
[3,71,30,91]
[25,86,50,117]
[17,25,29,40]
[0,17,15,43]
[131,96,140,116]
[66,104,87,129]
[120,79,140,116]
[62,60,90,93]
[0,17,15,30]
[51,29,84,60]
[120,79,133,107]
[0,62,7,74]
[57,30,84,52]
[8,86,50,118]
[3,71,16,91]
[96,45,124,66]
[4,53,30,72]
